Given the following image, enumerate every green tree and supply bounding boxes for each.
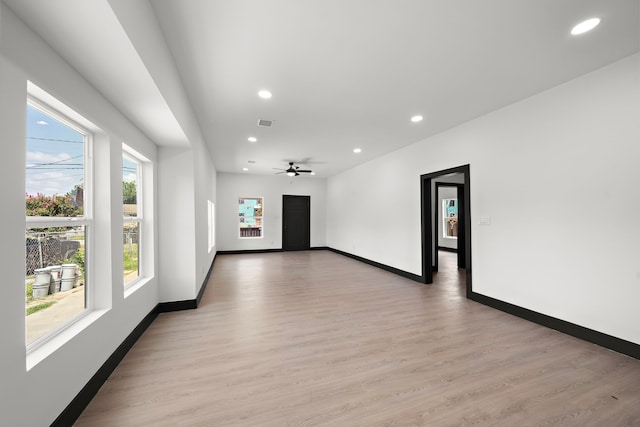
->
[123,181,137,204]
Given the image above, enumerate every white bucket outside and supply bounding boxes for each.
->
[34,268,50,285]
[33,268,50,298]
[61,264,77,279]
[60,277,75,292]
[49,265,62,293]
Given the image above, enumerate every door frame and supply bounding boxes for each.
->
[420,165,472,296]
[282,195,311,251]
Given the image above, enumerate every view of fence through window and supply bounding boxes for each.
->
[25,102,88,346]
[123,153,140,285]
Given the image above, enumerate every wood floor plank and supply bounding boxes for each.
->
[75,251,640,426]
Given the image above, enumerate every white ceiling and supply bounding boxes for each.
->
[5,0,639,177]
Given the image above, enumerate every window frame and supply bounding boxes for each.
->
[122,146,144,289]
[208,200,216,252]
[238,197,263,239]
[25,97,93,351]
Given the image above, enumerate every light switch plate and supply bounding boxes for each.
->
[478,216,491,225]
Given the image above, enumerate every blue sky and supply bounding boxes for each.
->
[26,104,138,197]
[122,156,137,184]
[26,104,84,197]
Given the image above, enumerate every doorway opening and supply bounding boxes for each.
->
[420,165,472,297]
[434,182,466,273]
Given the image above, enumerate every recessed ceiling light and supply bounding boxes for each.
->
[410,115,423,123]
[353,148,362,153]
[258,90,272,99]
[242,168,249,171]
[571,18,601,35]
[247,137,257,142]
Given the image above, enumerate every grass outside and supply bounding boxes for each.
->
[124,243,139,282]
[25,276,74,316]
[123,243,139,271]
[27,301,56,315]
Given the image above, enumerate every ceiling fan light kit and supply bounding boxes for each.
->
[274,162,313,177]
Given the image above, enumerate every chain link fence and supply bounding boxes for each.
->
[25,229,83,275]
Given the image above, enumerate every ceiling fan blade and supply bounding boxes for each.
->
[274,171,286,174]
[297,169,312,173]
[284,158,323,165]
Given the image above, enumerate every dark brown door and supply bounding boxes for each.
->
[282,195,310,251]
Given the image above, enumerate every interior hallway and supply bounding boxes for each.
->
[75,250,640,426]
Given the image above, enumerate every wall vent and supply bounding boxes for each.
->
[257,118,273,127]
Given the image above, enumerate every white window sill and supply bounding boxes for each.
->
[27,308,109,371]
[124,276,153,299]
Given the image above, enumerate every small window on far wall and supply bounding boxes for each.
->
[239,197,263,238]
[123,150,141,286]
[208,200,215,251]
[443,198,458,238]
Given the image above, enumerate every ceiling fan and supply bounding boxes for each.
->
[273,162,313,177]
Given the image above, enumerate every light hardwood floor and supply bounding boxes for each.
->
[75,250,640,426]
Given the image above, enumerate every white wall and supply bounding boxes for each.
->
[0,54,29,426]
[0,5,165,425]
[105,0,219,303]
[327,149,424,273]
[217,173,327,251]
[194,139,217,291]
[328,53,640,345]
[156,144,217,303]
[157,147,196,302]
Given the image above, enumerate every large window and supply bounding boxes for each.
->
[123,148,141,287]
[238,197,263,238]
[25,100,90,346]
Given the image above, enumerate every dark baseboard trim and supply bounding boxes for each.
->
[158,299,197,312]
[218,247,328,255]
[51,306,160,426]
[328,247,423,283]
[196,253,216,307]
[437,246,457,253]
[217,248,284,255]
[468,291,640,360]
